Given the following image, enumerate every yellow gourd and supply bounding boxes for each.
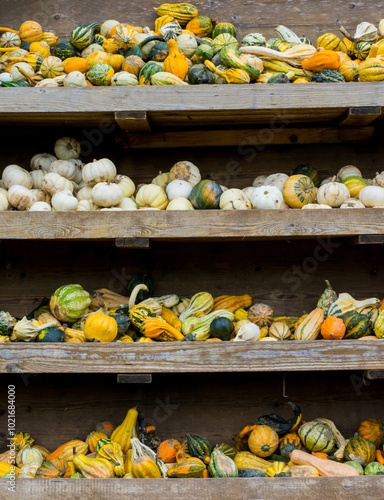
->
[84,313,118,342]
[110,408,138,454]
[163,39,188,80]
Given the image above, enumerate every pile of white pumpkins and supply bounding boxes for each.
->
[1,135,384,212]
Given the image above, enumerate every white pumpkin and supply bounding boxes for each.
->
[52,189,79,211]
[0,192,9,211]
[233,322,260,341]
[250,185,283,209]
[77,185,93,201]
[252,175,267,187]
[320,176,334,187]
[41,173,74,196]
[31,169,46,189]
[166,179,193,201]
[136,184,168,209]
[337,165,362,182]
[76,199,99,211]
[100,20,120,38]
[48,160,77,180]
[359,186,384,207]
[82,158,117,186]
[111,71,138,86]
[0,31,21,48]
[169,161,201,187]
[70,159,84,184]
[63,71,87,87]
[9,62,34,81]
[30,153,57,171]
[2,165,33,189]
[263,173,288,192]
[117,197,138,210]
[54,137,81,160]
[91,182,123,207]
[7,185,45,210]
[316,181,350,207]
[176,33,198,58]
[340,199,365,209]
[219,189,252,210]
[152,171,170,188]
[166,197,194,210]
[100,207,123,211]
[301,204,332,209]
[0,73,13,83]
[115,175,135,198]
[81,43,105,58]
[29,201,52,211]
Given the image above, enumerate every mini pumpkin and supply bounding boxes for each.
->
[320,316,346,340]
[248,425,279,457]
[84,313,118,342]
[248,303,274,328]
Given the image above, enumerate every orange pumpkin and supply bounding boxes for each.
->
[158,439,181,463]
[248,425,279,458]
[35,458,70,478]
[248,303,274,328]
[122,55,145,77]
[358,419,384,448]
[320,316,346,340]
[19,21,43,43]
[63,57,90,74]
[302,50,340,72]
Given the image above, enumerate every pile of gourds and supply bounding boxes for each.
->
[2,403,384,479]
[1,4,384,87]
[1,276,384,343]
[2,136,384,212]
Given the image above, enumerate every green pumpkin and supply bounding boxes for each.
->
[126,274,153,304]
[238,468,267,477]
[364,462,384,475]
[209,316,234,340]
[311,70,345,83]
[212,22,237,39]
[194,44,214,62]
[187,434,211,460]
[70,23,100,50]
[187,15,213,37]
[344,461,364,475]
[344,436,376,467]
[148,42,169,62]
[211,33,238,54]
[342,311,370,339]
[208,448,238,478]
[291,164,320,188]
[298,421,335,453]
[35,327,65,343]
[188,64,215,84]
[0,311,17,335]
[53,41,78,60]
[190,180,223,209]
[49,284,91,323]
[138,61,163,85]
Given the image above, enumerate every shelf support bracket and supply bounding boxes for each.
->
[115,238,151,249]
[339,106,381,127]
[115,111,152,132]
[117,374,152,384]
[364,371,384,380]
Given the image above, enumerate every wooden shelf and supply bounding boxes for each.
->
[1,85,384,129]
[1,340,383,373]
[1,209,384,241]
[1,477,382,500]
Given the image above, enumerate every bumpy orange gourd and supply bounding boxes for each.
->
[320,316,346,340]
[163,39,188,80]
[143,317,185,341]
[46,440,88,462]
[212,294,252,313]
[160,307,182,331]
[358,419,384,448]
[19,21,43,43]
[158,439,182,463]
[302,50,340,72]
[110,407,138,454]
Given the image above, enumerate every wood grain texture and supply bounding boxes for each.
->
[1,477,383,499]
[1,341,383,373]
[2,0,383,46]
[0,87,383,130]
[0,209,384,240]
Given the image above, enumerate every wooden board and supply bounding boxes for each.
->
[1,477,383,500]
[1,341,383,373]
[0,87,383,129]
[0,209,384,240]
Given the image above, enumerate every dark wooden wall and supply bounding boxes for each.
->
[1,0,382,44]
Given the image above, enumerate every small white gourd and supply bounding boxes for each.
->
[76,199,99,211]
[77,185,93,201]
[263,173,289,192]
[337,165,362,182]
[233,323,260,341]
[242,186,256,199]
[0,73,13,83]
[166,179,193,201]
[136,184,168,209]
[100,20,120,38]
[9,62,34,81]
[41,173,74,196]
[91,182,123,207]
[117,197,138,210]
[166,197,194,210]
[320,176,334,187]
[54,137,81,160]
[176,33,198,58]
[2,165,33,189]
[359,186,384,207]
[373,172,384,187]
[316,179,350,208]
[7,185,45,210]
[111,71,138,86]
[29,201,52,211]
[81,43,105,58]
[0,192,9,211]
[301,204,332,209]
[30,153,57,171]
[169,161,201,187]
[52,189,79,211]
[48,160,78,180]
[31,169,46,189]
[63,71,87,87]
[82,158,117,186]
[219,189,252,210]
[115,175,135,198]
[250,185,283,209]
[340,199,365,209]
[252,175,267,187]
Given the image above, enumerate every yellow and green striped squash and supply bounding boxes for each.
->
[282,175,316,208]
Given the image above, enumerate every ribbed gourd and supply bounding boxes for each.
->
[358,58,384,81]
[208,449,238,478]
[156,3,199,24]
[310,70,345,82]
[187,434,211,460]
[182,309,234,340]
[220,45,260,79]
[70,23,100,50]
[317,33,340,51]
[138,61,164,85]
[110,407,138,454]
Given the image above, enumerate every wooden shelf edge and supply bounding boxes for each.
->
[0,209,384,240]
[2,477,382,500]
[1,341,383,373]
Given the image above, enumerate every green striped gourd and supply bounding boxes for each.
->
[316,280,337,316]
[298,421,335,453]
[87,63,114,85]
[179,292,214,322]
[150,72,188,85]
[275,25,301,44]
[70,23,100,50]
[354,41,371,60]
[129,304,158,331]
[211,33,238,54]
[310,70,345,82]
[294,308,324,340]
[187,434,211,459]
[359,306,379,332]
[317,33,340,51]
[53,41,78,60]
[208,448,238,478]
[327,294,379,317]
[182,309,234,340]
[138,61,163,85]
[212,22,237,39]
[215,444,236,459]
[166,457,205,477]
[291,164,320,187]
[220,45,260,79]
[342,311,370,339]
[344,436,376,467]
[49,284,91,322]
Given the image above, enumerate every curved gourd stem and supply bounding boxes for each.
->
[128,284,149,311]
[0,47,19,52]
[0,27,19,34]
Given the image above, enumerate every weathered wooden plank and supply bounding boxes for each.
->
[117,127,375,148]
[1,477,383,500]
[0,210,384,240]
[0,341,383,373]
